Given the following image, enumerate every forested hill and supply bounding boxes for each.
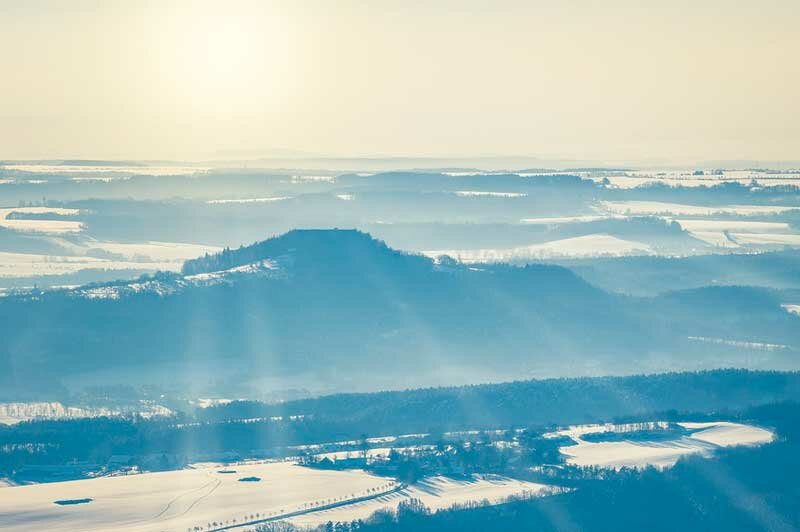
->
[182,229,428,275]
[197,369,800,432]
[1,230,798,398]
[2,371,798,481]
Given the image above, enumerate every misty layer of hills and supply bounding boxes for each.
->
[2,230,798,399]
[1,165,799,399]
[3,170,799,254]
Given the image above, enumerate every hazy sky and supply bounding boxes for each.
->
[1,0,798,162]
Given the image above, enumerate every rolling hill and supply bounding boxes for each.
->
[0,230,797,398]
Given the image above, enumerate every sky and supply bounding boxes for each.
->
[1,0,798,163]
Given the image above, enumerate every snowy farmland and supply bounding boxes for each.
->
[588,170,800,189]
[287,475,555,528]
[0,241,220,279]
[598,201,796,217]
[0,207,83,234]
[423,234,653,262]
[0,462,393,532]
[0,462,551,532]
[550,421,774,470]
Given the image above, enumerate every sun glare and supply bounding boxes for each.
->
[157,7,292,115]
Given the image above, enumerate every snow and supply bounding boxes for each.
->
[590,170,800,189]
[184,260,282,284]
[0,207,81,216]
[195,398,236,409]
[453,191,527,198]
[561,439,715,470]
[85,241,221,263]
[0,207,84,234]
[0,402,171,425]
[551,421,774,470]
[0,462,395,532]
[520,215,623,224]
[315,449,391,461]
[599,201,796,217]
[423,234,652,262]
[336,193,355,201]
[0,402,113,425]
[0,251,177,278]
[81,261,281,299]
[677,422,774,447]
[0,218,83,233]
[2,164,207,176]
[314,446,435,462]
[728,233,800,246]
[688,231,740,247]
[441,171,508,177]
[206,197,291,204]
[0,240,219,279]
[588,175,661,188]
[287,475,556,527]
[291,175,336,183]
[70,177,117,182]
[687,336,791,351]
[675,219,792,233]
[782,304,800,316]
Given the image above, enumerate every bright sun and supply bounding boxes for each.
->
[157,6,292,115]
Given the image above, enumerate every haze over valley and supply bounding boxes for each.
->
[2,1,800,530]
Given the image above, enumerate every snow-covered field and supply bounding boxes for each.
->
[729,233,800,246]
[0,207,218,279]
[550,421,774,470]
[85,241,220,263]
[0,461,550,532]
[0,251,175,278]
[0,420,778,530]
[679,422,775,446]
[0,462,393,532]
[0,251,168,277]
[206,197,291,204]
[0,207,84,234]
[675,219,799,249]
[782,304,800,316]
[599,201,796,217]
[288,475,554,528]
[0,241,219,279]
[520,215,624,224]
[453,190,527,198]
[589,170,800,189]
[675,219,793,233]
[423,234,652,262]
